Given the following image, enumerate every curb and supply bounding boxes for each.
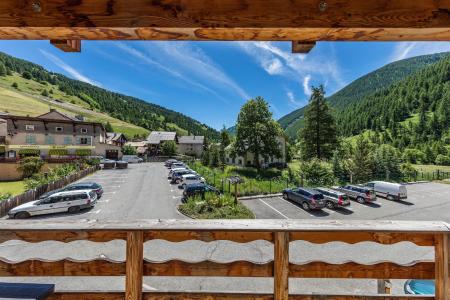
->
[238,193,282,201]
[176,204,195,219]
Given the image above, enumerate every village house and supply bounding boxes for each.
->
[224,136,286,167]
[146,131,177,156]
[106,132,128,147]
[0,109,122,161]
[177,135,204,158]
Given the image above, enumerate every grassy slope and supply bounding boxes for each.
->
[0,74,149,138]
[0,181,25,196]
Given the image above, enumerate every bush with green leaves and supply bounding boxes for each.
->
[75,149,92,156]
[298,159,336,187]
[161,140,177,156]
[400,163,417,180]
[17,156,44,178]
[435,154,450,166]
[0,193,11,201]
[402,148,426,164]
[24,163,80,190]
[18,149,40,157]
[48,149,69,156]
[122,145,137,155]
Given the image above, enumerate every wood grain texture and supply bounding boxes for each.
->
[126,231,144,300]
[292,41,316,53]
[144,260,273,277]
[274,232,289,300]
[0,0,450,41]
[0,260,125,276]
[434,233,449,300]
[50,40,81,52]
[289,262,435,279]
[0,230,127,243]
[144,231,273,242]
[289,231,435,246]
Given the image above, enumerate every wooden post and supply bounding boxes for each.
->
[126,231,144,300]
[274,232,289,300]
[377,279,391,294]
[234,183,238,204]
[434,233,449,300]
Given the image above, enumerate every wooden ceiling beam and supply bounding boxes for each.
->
[50,40,81,52]
[0,0,449,42]
[292,41,316,53]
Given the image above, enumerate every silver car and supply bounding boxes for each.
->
[314,187,350,209]
[332,185,376,204]
[8,190,97,219]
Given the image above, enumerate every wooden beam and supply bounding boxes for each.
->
[126,231,144,300]
[274,232,289,300]
[434,233,449,300]
[50,40,81,52]
[0,1,449,41]
[292,41,316,54]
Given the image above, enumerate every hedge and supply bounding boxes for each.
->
[18,149,40,156]
[75,149,92,156]
[49,149,69,156]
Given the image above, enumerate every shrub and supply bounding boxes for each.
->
[161,140,177,156]
[22,71,32,80]
[17,156,44,178]
[75,149,92,156]
[435,154,450,166]
[11,82,18,89]
[122,145,137,155]
[18,149,40,157]
[400,163,417,180]
[49,149,69,156]
[402,148,426,164]
[0,193,11,201]
[24,163,80,190]
[298,159,336,187]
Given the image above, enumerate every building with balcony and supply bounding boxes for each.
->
[177,135,204,158]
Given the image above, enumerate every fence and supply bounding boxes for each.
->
[0,219,447,299]
[0,165,99,217]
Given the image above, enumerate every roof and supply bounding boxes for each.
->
[147,131,177,144]
[178,136,204,144]
[125,141,147,147]
[0,114,104,127]
[106,132,125,142]
[37,109,79,121]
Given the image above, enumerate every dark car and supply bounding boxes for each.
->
[164,159,178,167]
[39,182,103,199]
[281,187,326,210]
[182,183,219,201]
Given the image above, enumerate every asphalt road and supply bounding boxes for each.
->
[0,163,445,295]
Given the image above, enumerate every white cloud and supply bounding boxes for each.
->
[389,42,450,63]
[263,58,284,75]
[286,91,305,109]
[302,75,312,96]
[40,50,101,87]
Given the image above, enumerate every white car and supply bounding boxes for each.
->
[177,174,205,188]
[8,190,97,219]
[366,181,407,201]
[122,155,143,163]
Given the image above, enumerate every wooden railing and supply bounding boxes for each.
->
[0,219,448,300]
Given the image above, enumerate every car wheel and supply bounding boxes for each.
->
[302,202,310,211]
[387,194,394,201]
[356,197,365,204]
[176,179,181,184]
[282,192,289,200]
[15,211,30,219]
[68,206,81,214]
[326,201,335,209]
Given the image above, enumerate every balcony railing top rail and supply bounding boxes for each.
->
[0,219,448,300]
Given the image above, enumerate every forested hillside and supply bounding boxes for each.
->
[0,52,219,140]
[279,52,450,139]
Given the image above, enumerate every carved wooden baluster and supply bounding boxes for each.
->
[126,231,144,300]
[434,233,449,300]
[274,231,289,300]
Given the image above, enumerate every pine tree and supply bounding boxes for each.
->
[0,62,6,77]
[104,122,113,132]
[298,85,338,160]
[350,135,373,182]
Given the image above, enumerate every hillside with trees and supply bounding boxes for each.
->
[0,52,220,140]
[279,52,450,139]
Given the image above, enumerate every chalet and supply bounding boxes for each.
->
[177,136,204,158]
[146,131,177,156]
[106,132,128,147]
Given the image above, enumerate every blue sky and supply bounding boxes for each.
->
[1,40,450,129]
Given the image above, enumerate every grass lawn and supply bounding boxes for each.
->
[0,181,26,197]
[413,164,450,173]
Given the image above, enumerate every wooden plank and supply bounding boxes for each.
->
[0,260,125,276]
[274,232,289,300]
[50,40,81,52]
[290,232,435,246]
[144,231,273,242]
[289,262,435,279]
[49,293,124,300]
[0,1,450,41]
[144,260,273,277]
[434,233,449,300]
[292,41,316,54]
[126,231,144,300]
[0,230,127,243]
[0,219,447,233]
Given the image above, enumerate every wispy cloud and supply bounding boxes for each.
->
[39,49,101,87]
[389,42,450,63]
[286,91,305,109]
[302,75,312,96]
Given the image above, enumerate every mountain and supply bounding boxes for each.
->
[279,52,450,140]
[0,52,220,140]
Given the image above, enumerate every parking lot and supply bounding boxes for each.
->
[243,182,450,222]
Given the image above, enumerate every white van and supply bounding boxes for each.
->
[366,181,407,201]
[122,155,143,163]
[178,174,205,188]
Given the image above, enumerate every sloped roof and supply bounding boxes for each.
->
[37,109,78,121]
[178,136,204,144]
[147,131,176,144]
[107,132,125,142]
[125,141,147,147]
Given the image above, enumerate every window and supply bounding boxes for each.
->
[80,128,88,134]
[77,137,91,145]
[45,135,55,144]
[25,125,35,131]
[25,134,36,144]
[55,127,63,132]
[63,136,72,145]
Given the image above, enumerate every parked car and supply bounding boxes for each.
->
[365,181,407,201]
[168,167,189,177]
[170,169,197,180]
[314,187,350,209]
[122,155,143,163]
[39,182,103,199]
[182,183,220,201]
[176,174,205,188]
[100,158,115,164]
[332,185,376,204]
[170,162,186,169]
[165,159,178,167]
[281,187,326,210]
[9,190,97,219]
